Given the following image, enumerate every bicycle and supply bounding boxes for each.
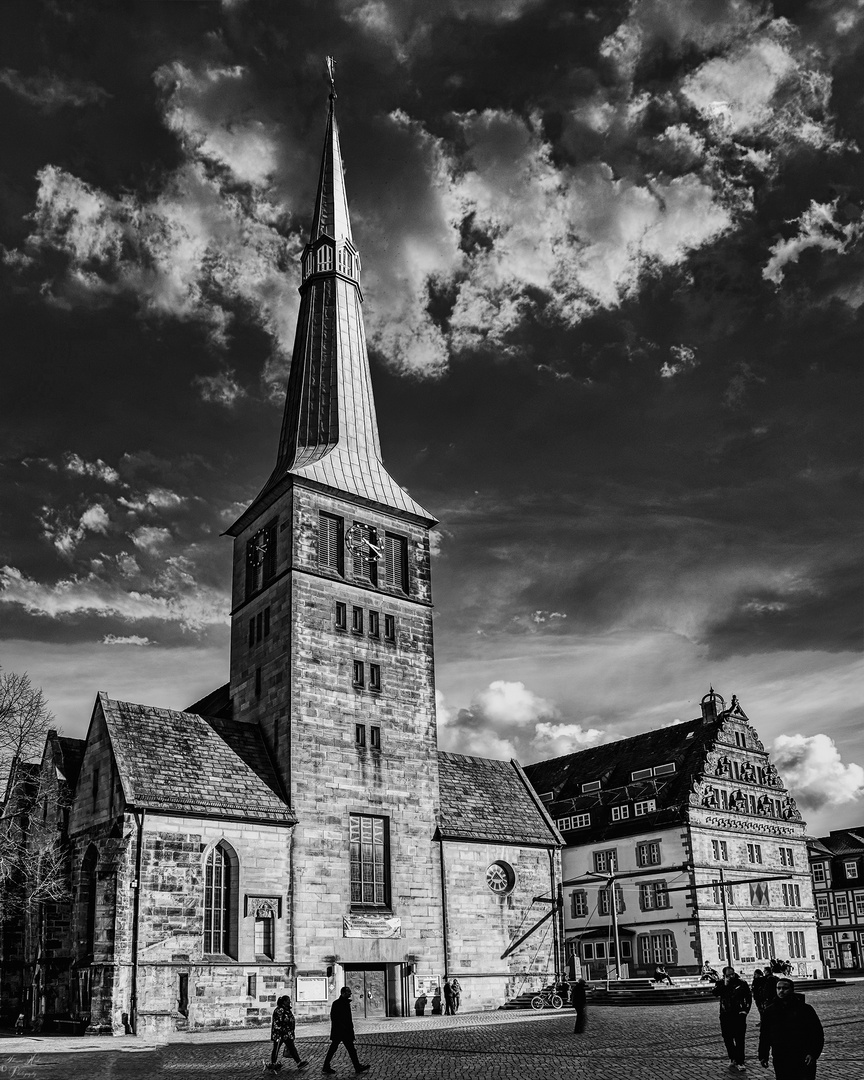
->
[530,987,564,1010]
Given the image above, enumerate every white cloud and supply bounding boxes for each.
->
[0,69,110,112]
[118,487,185,513]
[61,453,120,484]
[529,722,606,760]
[0,564,227,632]
[101,634,153,646]
[40,503,111,557]
[436,681,608,763]
[772,733,864,810]
[194,369,247,406]
[763,199,864,286]
[130,526,172,553]
[660,344,698,378]
[472,680,555,727]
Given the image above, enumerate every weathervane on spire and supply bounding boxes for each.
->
[326,56,336,99]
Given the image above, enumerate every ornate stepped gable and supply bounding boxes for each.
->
[523,690,801,839]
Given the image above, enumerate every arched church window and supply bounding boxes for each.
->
[203,842,238,957]
[316,244,333,272]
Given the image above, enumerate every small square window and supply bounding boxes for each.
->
[368,611,380,639]
[370,726,381,750]
[573,812,591,828]
[335,602,347,631]
[384,614,396,642]
[352,606,364,634]
[582,780,601,793]
[263,607,270,637]
[634,799,656,816]
[631,768,653,781]
[653,763,675,776]
[611,806,629,822]
[248,617,255,646]
[352,661,364,688]
[255,667,262,697]
[557,817,572,831]
[247,974,257,998]
[369,664,381,692]
[845,861,859,879]
[256,611,263,642]
[355,724,366,747]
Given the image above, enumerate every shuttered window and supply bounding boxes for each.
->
[383,533,408,591]
[318,512,343,573]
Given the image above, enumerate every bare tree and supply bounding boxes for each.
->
[0,668,68,919]
[0,667,54,791]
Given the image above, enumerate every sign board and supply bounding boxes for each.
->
[295,976,328,1003]
[343,914,402,939]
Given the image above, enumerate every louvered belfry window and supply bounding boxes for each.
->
[204,846,230,954]
[349,814,388,906]
[383,533,408,592]
[318,511,343,574]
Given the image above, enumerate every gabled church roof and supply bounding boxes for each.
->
[437,752,562,847]
[231,78,435,532]
[98,694,294,825]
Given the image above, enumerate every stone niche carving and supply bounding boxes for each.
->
[245,895,282,919]
[701,784,719,808]
[715,756,732,778]
[781,796,802,822]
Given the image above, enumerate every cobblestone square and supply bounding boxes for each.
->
[1,984,861,1080]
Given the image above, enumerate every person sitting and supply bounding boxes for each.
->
[654,965,674,985]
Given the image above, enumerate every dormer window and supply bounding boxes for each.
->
[538,792,554,803]
[631,768,653,781]
[653,763,676,777]
[582,781,601,793]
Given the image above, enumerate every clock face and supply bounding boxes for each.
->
[345,524,382,559]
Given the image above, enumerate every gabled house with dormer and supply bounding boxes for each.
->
[523,691,820,981]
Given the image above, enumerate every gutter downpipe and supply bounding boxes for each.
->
[548,848,560,985]
[437,833,450,978]
[130,808,144,1035]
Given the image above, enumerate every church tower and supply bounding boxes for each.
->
[226,66,443,1009]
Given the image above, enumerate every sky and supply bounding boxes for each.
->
[0,0,861,839]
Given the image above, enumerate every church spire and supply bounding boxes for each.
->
[265,60,434,524]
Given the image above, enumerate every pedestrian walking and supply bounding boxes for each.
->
[712,966,752,1072]
[450,978,461,1013]
[570,978,587,1034]
[322,987,369,1075]
[758,978,824,1080]
[752,969,779,1022]
[265,995,308,1072]
[443,980,454,1016]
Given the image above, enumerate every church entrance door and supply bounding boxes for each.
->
[344,967,387,1018]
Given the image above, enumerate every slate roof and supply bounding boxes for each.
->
[99,694,294,824]
[437,752,562,847]
[522,716,720,843]
[230,92,434,532]
[55,735,86,790]
[813,827,864,857]
[186,683,233,720]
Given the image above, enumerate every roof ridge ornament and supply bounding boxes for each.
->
[326,55,336,100]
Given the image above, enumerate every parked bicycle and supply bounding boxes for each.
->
[530,987,564,1010]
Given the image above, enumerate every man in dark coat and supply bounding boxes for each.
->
[570,979,587,1033]
[758,978,824,1080]
[712,966,752,1072]
[752,969,780,1020]
[442,980,454,1016]
[322,987,369,1075]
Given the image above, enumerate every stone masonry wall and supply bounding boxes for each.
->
[443,842,557,1011]
[228,480,443,1018]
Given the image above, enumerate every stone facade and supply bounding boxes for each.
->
[527,692,820,982]
[809,828,864,975]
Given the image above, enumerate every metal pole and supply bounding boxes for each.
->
[609,873,622,981]
[719,866,732,968]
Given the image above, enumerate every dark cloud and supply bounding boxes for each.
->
[0,1,859,788]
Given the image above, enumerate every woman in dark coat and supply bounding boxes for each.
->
[570,979,587,1033]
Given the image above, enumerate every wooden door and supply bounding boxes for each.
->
[345,968,387,1018]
